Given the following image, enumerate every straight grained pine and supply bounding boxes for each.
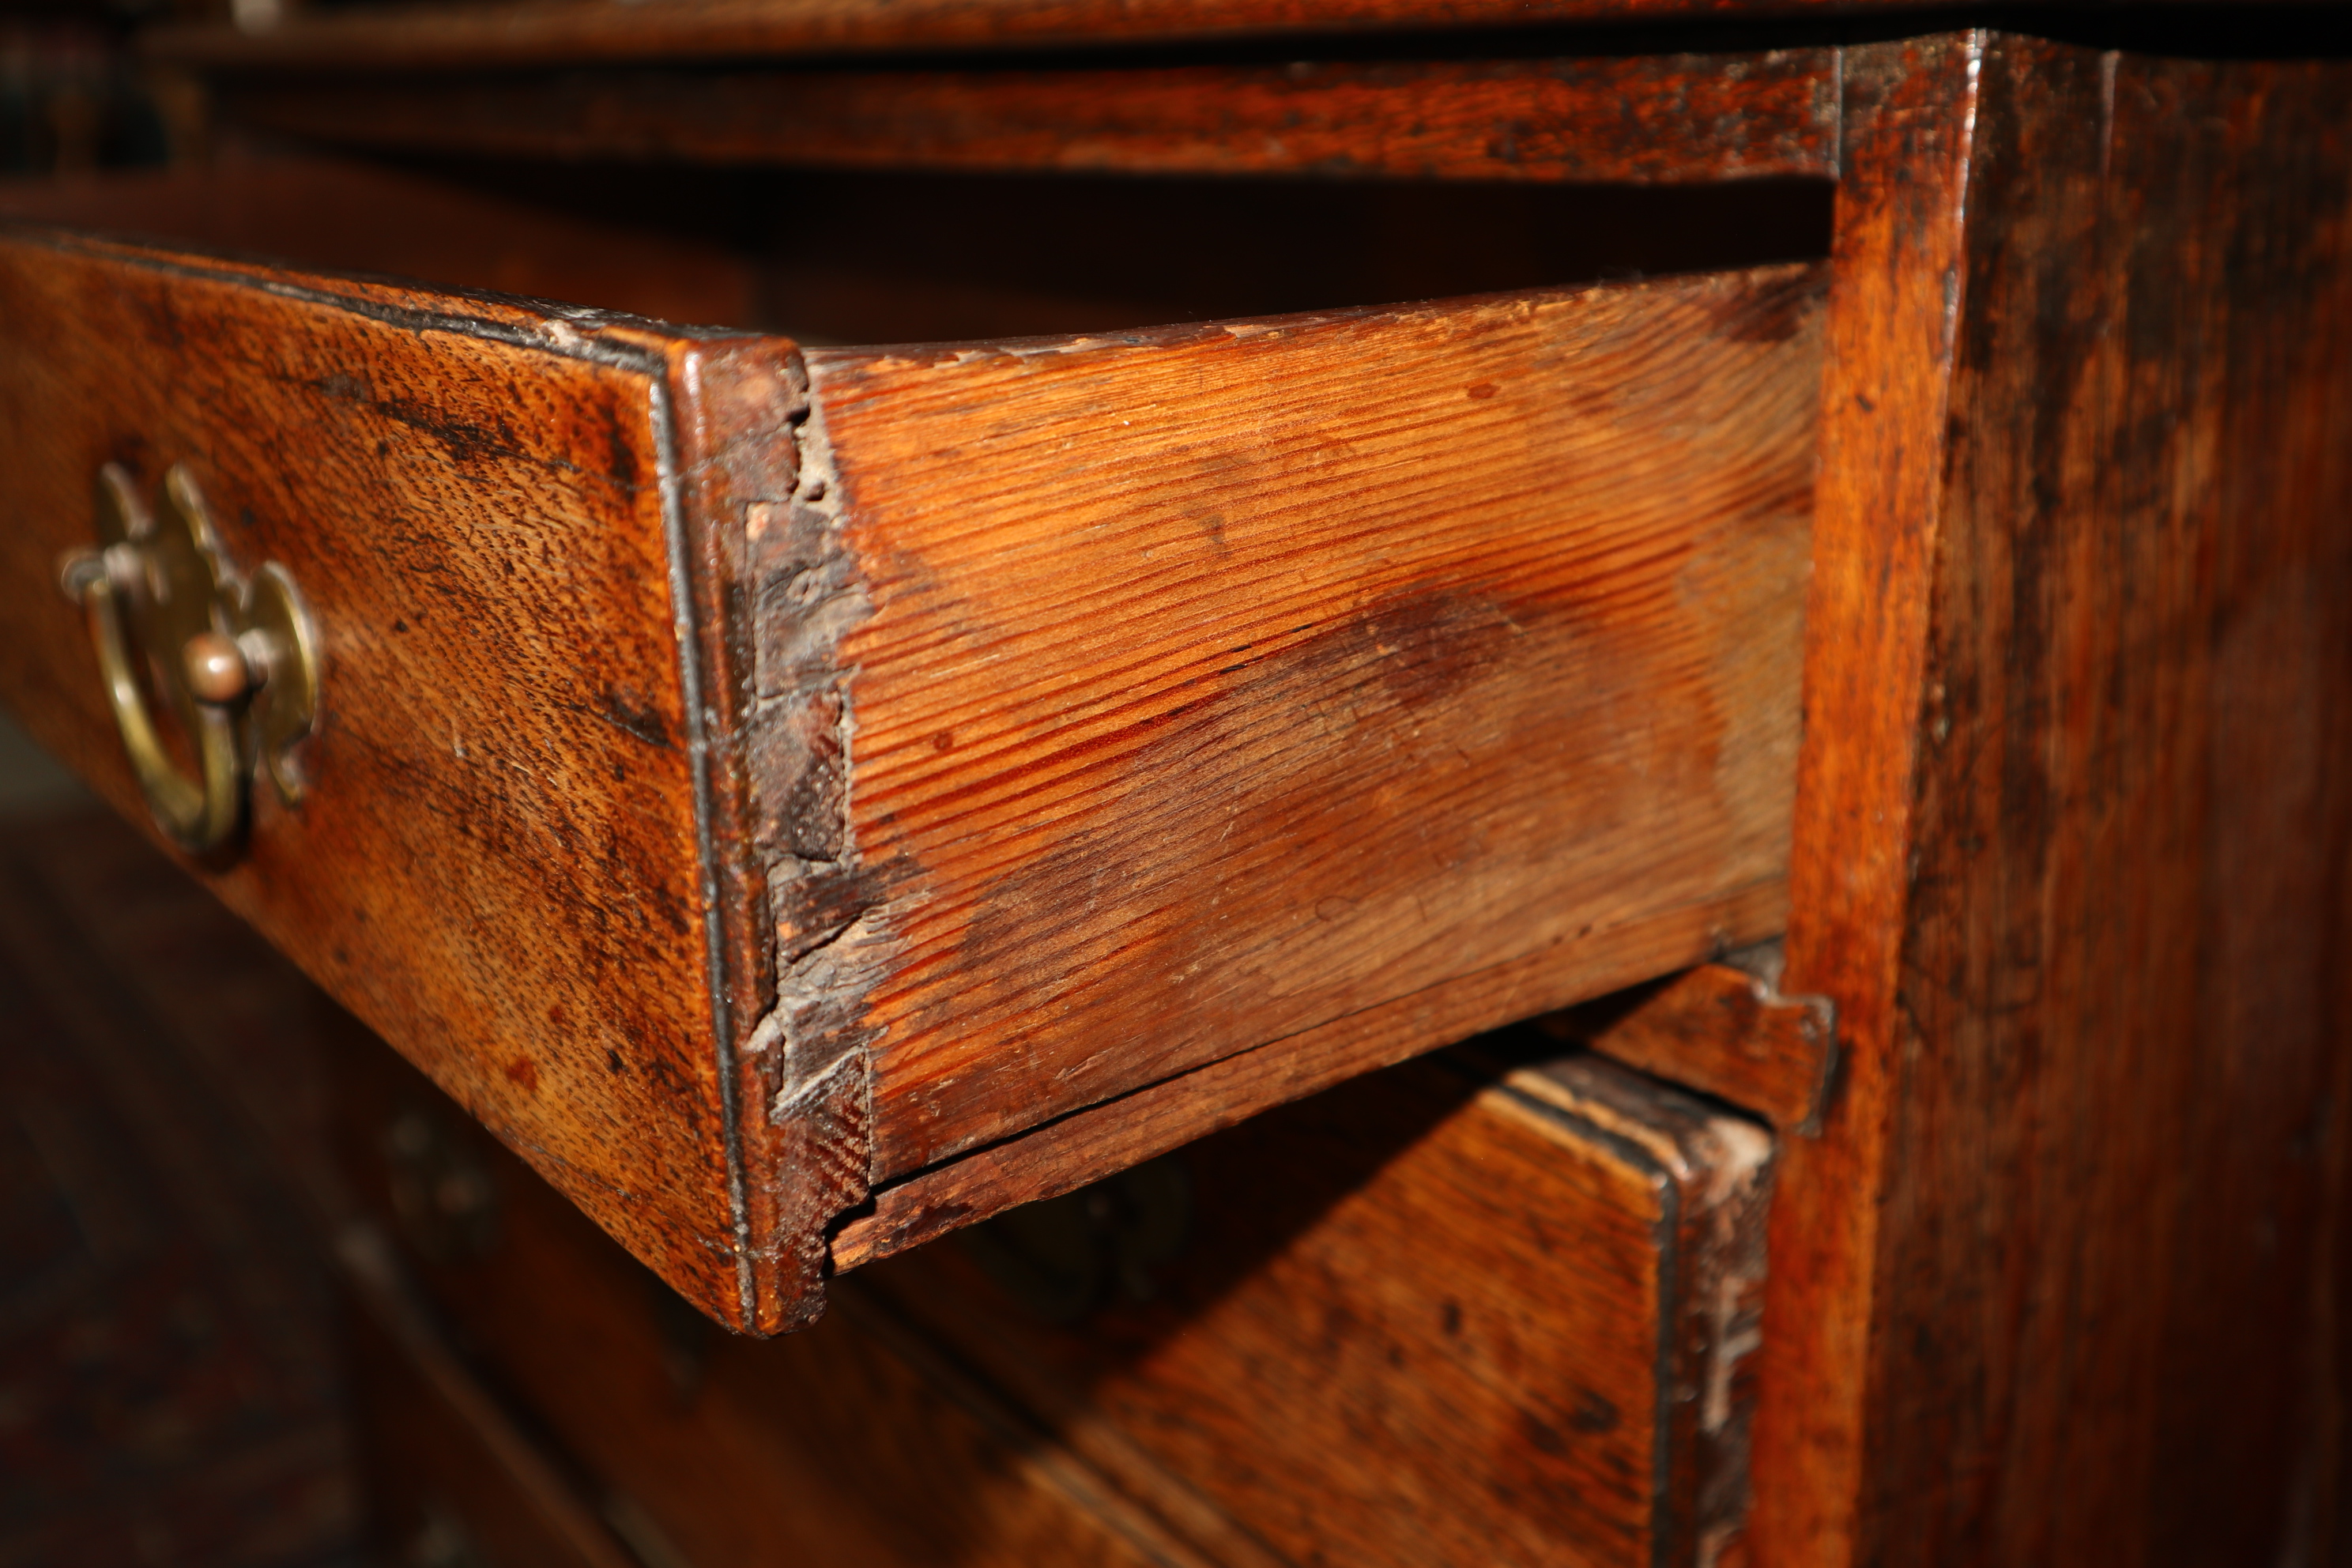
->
[799,266,1824,1180]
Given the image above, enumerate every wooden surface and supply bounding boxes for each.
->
[2,179,1815,1334]
[331,1017,1219,1568]
[831,882,1787,1268]
[1752,36,2352,1566]
[1536,953,1832,1131]
[0,224,783,1329]
[867,1046,1773,1568]
[340,1227,642,1568]
[145,0,2273,74]
[219,49,1836,184]
[339,992,1773,1568]
[807,264,1819,1185]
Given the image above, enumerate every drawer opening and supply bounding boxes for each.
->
[2,142,1831,341]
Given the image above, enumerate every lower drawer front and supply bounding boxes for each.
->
[333,1004,1772,1568]
[340,1242,640,1568]
[3,161,1818,1331]
[329,1006,1212,1568]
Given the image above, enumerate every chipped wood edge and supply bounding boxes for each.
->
[827,876,1785,1272]
[1540,945,1839,1133]
[667,337,906,1332]
[1487,1054,1777,1568]
[1717,939,1839,1134]
[0,222,822,1332]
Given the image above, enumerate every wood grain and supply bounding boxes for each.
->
[808,265,1822,1182]
[0,224,784,1329]
[831,874,1785,1268]
[1753,36,2352,1566]
[220,50,1835,185]
[1743,38,1983,1566]
[1535,952,1832,1131]
[0,198,1820,1336]
[867,1046,1775,1568]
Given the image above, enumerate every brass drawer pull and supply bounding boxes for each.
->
[58,463,320,854]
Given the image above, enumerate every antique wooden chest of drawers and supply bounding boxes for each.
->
[6,13,2352,1564]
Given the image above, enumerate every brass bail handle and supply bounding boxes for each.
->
[58,463,322,855]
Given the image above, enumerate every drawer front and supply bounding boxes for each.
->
[336,998,1771,1568]
[0,224,790,1329]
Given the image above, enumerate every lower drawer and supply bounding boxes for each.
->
[331,996,1773,1568]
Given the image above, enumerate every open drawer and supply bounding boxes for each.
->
[0,156,1820,1331]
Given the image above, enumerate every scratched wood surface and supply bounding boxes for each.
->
[869,1046,1775,1568]
[146,0,2265,74]
[219,49,1835,185]
[0,226,782,1329]
[1750,36,2352,1567]
[0,188,1820,1337]
[805,265,1822,1184]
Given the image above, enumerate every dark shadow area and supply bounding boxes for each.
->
[0,805,361,1567]
[392,154,1836,341]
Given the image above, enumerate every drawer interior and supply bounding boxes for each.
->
[0,144,1831,341]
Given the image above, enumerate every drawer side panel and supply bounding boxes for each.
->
[808,263,1824,1178]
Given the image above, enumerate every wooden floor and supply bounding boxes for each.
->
[0,794,361,1568]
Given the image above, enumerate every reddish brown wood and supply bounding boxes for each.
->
[331,1016,1225,1568]
[1,195,1816,1336]
[340,1227,643,1568]
[143,0,2254,74]
[337,989,1773,1568]
[0,153,757,327]
[1743,37,1983,1566]
[830,879,1784,1268]
[1535,954,1832,1131]
[0,225,794,1330]
[864,1049,1773,1568]
[808,266,1822,1185]
[220,50,1836,184]
[1755,36,2352,1567]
